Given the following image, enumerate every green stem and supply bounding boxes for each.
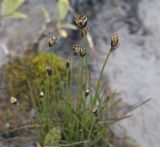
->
[78,58,83,109]
[70,55,75,98]
[66,68,69,98]
[87,115,95,142]
[93,49,111,105]
[82,35,89,90]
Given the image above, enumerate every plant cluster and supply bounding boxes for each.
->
[11,13,120,146]
[5,53,66,105]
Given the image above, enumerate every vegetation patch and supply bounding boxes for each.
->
[3,52,66,107]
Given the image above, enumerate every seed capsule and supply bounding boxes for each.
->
[92,105,97,116]
[48,36,57,47]
[80,48,86,57]
[65,59,70,69]
[46,66,52,76]
[73,13,88,30]
[10,96,18,105]
[39,91,44,97]
[85,89,90,97]
[72,44,81,56]
[110,33,120,51]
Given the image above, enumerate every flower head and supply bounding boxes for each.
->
[72,44,81,56]
[73,13,88,30]
[65,59,70,69]
[39,91,44,97]
[10,96,18,105]
[85,89,90,97]
[48,36,57,47]
[72,44,86,57]
[46,66,52,76]
[92,105,97,116]
[110,33,120,51]
[80,48,86,57]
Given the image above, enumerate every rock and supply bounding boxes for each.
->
[0,0,57,66]
[0,43,10,66]
[91,0,160,147]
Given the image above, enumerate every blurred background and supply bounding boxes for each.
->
[0,0,160,147]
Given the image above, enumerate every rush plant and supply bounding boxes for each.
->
[28,13,120,146]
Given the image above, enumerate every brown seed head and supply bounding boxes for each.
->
[65,59,70,69]
[73,13,88,30]
[39,91,44,97]
[72,44,81,56]
[10,96,18,105]
[46,66,52,76]
[92,105,97,115]
[80,48,86,57]
[85,89,90,97]
[48,36,57,47]
[110,33,120,51]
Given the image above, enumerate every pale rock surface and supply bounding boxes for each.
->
[94,0,160,147]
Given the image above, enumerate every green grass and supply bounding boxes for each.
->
[29,15,120,147]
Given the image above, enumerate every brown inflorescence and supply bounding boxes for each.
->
[46,66,52,76]
[80,48,86,57]
[85,89,90,98]
[10,96,18,105]
[110,33,120,51]
[73,13,89,36]
[73,13,88,30]
[39,91,44,97]
[65,59,70,69]
[48,36,57,47]
[72,44,86,57]
[72,44,81,56]
[92,105,97,116]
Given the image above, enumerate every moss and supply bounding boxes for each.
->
[4,52,66,104]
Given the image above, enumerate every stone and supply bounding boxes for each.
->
[92,0,160,146]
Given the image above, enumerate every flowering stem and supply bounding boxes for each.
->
[66,68,69,99]
[93,49,111,105]
[70,55,75,99]
[82,31,90,92]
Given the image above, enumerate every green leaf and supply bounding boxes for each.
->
[57,0,69,20]
[41,6,51,23]
[60,23,77,30]
[5,12,27,19]
[44,127,61,146]
[1,0,26,16]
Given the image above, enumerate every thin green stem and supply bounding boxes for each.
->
[82,36,88,89]
[70,55,75,98]
[66,68,69,98]
[77,58,83,110]
[93,49,111,105]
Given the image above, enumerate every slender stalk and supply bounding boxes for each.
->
[75,57,83,141]
[82,31,93,106]
[82,34,89,90]
[87,115,95,141]
[70,55,75,98]
[28,82,37,109]
[93,49,112,105]
[66,68,69,99]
